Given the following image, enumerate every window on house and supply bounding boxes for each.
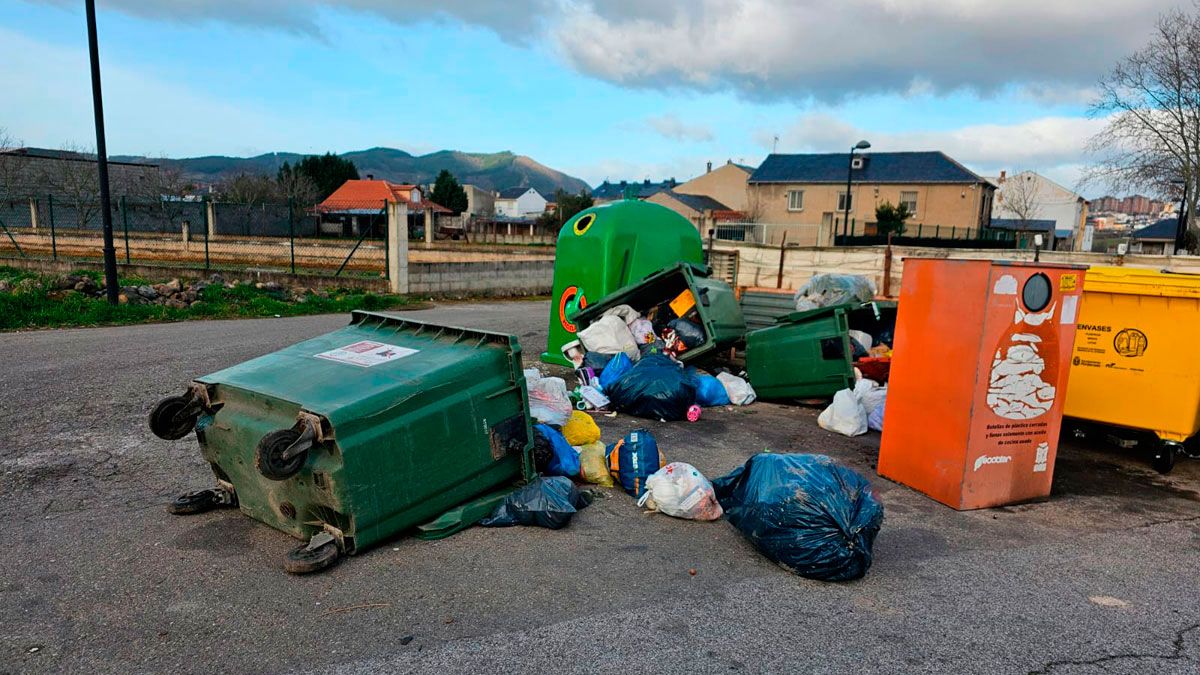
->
[900,191,918,214]
[787,190,804,211]
[837,191,853,211]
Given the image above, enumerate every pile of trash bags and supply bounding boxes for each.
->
[713,453,885,581]
[818,378,887,437]
[793,274,877,312]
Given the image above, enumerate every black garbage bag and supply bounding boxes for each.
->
[712,453,884,581]
[604,353,697,421]
[583,351,615,372]
[667,318,705,349]
[480,477,591,530]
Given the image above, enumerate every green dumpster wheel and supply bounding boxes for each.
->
[255,429,307,481]
[168,488,231,515]
[148,395,199,441]
[1151,442,1178,474]
[284,541,340,575]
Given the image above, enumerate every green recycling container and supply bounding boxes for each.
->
[744,301,897,399]
[542,199,703,367]
[151,311,533,571]
[572,262,746,364]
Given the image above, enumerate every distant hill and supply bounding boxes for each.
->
[112,147,591,196]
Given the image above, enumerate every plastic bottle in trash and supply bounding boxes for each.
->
[687,404,702,422]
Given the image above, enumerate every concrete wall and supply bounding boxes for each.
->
[750,181,993,233]
[714,240,1200,296]
[407,259,553,296]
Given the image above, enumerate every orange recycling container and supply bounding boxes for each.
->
[878,259,1086,510]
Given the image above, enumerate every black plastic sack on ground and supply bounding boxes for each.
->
[480,477,591,530]
[604,353,697,421]
[668,318,705,348]
[712,453,884,581]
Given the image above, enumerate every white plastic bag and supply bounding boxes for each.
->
[818,388,869,436]
[854,379,886,416]
[848,329,873,351]
[629,318,656,345]
[524,369,572,426]
[578,314,641,361]
[868,391,887,432]
[636,462,723,520]
[717,372,757,406]
[602,304,641,325]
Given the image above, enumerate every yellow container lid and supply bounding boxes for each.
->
[1083,266,1200,299]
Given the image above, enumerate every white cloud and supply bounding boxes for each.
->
[34,0,1176,102]
[645,114,714,142]
[765,112,1110,192]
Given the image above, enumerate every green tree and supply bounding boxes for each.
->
[874,201,911,236]
[278,152,359,201]
[537,189,594,229]
[429,169,469,213]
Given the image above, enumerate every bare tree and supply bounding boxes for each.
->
[45,144,103,229]
[0,126,25,199]
[136,160,198,231]
[276,168,319,208]
[215,172,281,206]
[1084,4,1200,244]
[996,171,1043,227]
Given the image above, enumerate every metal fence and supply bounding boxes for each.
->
[0,194,390,278]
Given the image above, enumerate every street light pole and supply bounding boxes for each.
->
[843,140,871,240]
[86,0,119,305]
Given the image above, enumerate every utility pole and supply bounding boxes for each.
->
[86,0,119,304]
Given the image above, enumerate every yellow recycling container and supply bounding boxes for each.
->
[1065,267,1200,472]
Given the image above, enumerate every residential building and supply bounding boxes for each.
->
[591,179,678,203]
[988,170,1089,251]
[747,151,995,243]
[644,189,733,232]
[316,178,450,236]
[494,187,547,218]
[672,160,754,212]
[1130,218,1180,255]
[988,218,1072,250]
[462,184,495,217]
[0,146,160,198]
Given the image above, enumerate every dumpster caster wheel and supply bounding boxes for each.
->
[168,488,236,515]
[149,395,201,440]
[256,429,307,481]
[1152,443,1179,474]
[284,539,340,575]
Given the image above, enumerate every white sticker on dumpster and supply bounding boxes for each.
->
[315,341,418,367]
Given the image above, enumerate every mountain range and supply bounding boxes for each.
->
[112,147,592,196]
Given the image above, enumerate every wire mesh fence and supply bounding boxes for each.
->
[0,194,390,278]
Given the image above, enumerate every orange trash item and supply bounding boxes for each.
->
[877,259,1085,510]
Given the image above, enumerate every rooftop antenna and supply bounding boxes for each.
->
[772,135,779,153]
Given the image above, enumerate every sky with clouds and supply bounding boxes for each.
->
[0,0,1185,196]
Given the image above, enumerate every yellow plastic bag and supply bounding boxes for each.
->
[562,410,601,446]
[577,441,613,487]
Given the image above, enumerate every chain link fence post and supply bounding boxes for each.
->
[47,194,58,260]
[120,195,131,263]
[288,197,296,275]
[203,199,211,272]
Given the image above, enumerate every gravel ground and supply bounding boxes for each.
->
[1,300,1198,674]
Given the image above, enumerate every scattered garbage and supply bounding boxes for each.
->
[583,351,615,372]
[598,352,634,391]
[607,428,665,498]
[577,385,610,411]
[605,354,698,421]
[577,441,614,487]
[713,453,884,581]
[793,274,876,311]
[637,462,724,520]
[578,314,641,362]
[562,410,602,446]
[667,318,705,349]
[717,372,756,406]
[630,318,657,345]
[534,424,581,477]
[690,371,732,407]
[686,404,702,422]
[817,389,869,437]
[868,391,887,432]
[480,477,592,530]
[525,369,573,426]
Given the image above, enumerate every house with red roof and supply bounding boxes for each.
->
[315,178,452,237]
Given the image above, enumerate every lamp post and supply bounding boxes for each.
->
[85,0,119,304]
[843,140,871,239]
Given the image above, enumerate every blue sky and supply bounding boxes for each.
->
[0,0,1182,196]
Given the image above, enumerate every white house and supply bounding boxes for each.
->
[987,171,1089,251]
[494,187,547,218]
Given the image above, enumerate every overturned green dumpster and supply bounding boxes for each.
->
[149,310,534,573]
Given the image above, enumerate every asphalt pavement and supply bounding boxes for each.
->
[1,300,1198,674]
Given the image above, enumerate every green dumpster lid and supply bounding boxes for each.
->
[775,300,897,325]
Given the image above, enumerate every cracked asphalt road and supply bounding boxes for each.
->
[1,300,1198,674]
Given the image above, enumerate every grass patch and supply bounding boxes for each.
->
[0,267,418,331]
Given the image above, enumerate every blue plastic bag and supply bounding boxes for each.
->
[605,428,664,498]
[534,424,580,477]
[689,371,731,407]
[604,354,696,421]
[597,352,634,391]
[712,453,884,581]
